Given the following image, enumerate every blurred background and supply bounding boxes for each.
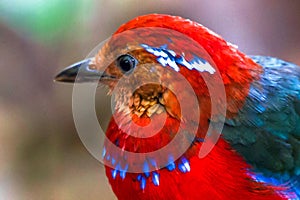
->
[0,0,299,199]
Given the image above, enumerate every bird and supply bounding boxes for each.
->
[55,14,300,200]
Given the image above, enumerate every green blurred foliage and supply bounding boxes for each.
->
[0,0,92,42]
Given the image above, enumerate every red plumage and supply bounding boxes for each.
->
[105,116,284,200]
[99,14,287,200]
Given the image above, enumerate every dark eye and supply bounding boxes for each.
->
[116,54,137,73]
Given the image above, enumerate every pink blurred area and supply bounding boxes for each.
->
[0,0,299,199]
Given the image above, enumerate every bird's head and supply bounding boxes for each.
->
[55,19,218,123]
[55,14,262,164]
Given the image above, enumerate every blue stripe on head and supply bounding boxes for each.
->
[140,44,215,74]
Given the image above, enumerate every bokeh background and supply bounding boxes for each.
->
[0,0,299,199]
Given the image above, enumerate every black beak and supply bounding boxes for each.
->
[54,59,103,83]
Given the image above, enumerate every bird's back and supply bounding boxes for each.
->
[223,55,300,199]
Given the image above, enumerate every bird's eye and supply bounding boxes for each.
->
[116,54,137,73]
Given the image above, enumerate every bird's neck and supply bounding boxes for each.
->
[103,112,284,200]
[104,138,284,200]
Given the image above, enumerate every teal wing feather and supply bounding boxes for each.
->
[222,56,300,198]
